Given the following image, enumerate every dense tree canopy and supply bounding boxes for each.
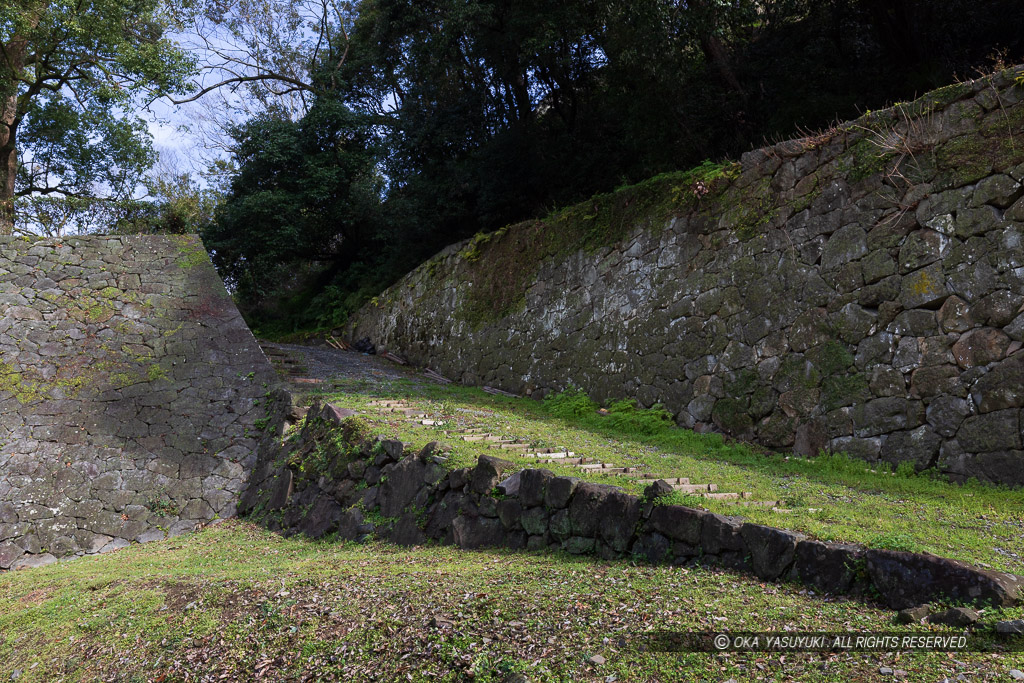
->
[0,0,195,234]
[206,0,1023,333]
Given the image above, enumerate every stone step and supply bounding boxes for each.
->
[674,483,718,494]
[578,465,638,474]
[736,500,782,508]
[701,491,752,501]
[535,457,593,465]
[527,451,576,459]
[636,477,691,486]
[462,434,495,442]
[417,419,446,426]
[490,442,533,450]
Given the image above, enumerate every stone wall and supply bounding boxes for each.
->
[0,235,277,570]
[242,400,1024,611]
[350,67,1024,486]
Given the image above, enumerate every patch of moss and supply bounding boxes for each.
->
[841,137,896,183]
[147,364,170,382]
[823,373,870,411]
[172,235,210,270]
[0,361,47,404]
[898,82,972,118]
[711,397,753,433]
[725,369,759,396]
[457,160,738,327]
[807,341,855,376]
[776,356,822,390]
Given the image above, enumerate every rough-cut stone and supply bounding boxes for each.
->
[971,354,1024,413]
[0,542,25,569]
[794,540,863,594]
[937,295,974,334]
[901,263,948,310]
[633,531,672,563]
[497,471,521,497]
[378,456,428,518]
[957,411,1021,453]
[545,477,579,509]
[702,513,746,555]
[952,328,1012,368]
[865,549,1024,609]
[927,607,979,627]
[648,505,706,545]
[643,480,674,501]
[521,507,548,536]
[995,619,1024,635]
[896,606,930,624]
[389,512,427,546]
[568,483,619,538]
[496,499,523,530]
[741,524,805,580]
[880,426,942,470]
[12,553,58,570]
[452,515,506,549]
[470,455,516,495]
[518,469,554,507]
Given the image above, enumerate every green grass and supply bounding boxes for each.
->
[306,375,1024,574]
[2,521,1022,682]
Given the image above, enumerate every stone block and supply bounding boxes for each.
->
[741,523,805,580]
[452,515,505,550]
[865,549,1023,609]
[901,263,948,310]
[545,476,579,509]
[794,540,863,594]
[701,513,746,555]
[470,455,516,495]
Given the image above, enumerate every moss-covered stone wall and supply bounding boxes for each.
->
[350,67,1024,486]
[0,235,277,569]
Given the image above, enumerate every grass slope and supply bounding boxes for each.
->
[310,374,1024,574]
[1,521,1023,682]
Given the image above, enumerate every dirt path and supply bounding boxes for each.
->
[257,340,416,386]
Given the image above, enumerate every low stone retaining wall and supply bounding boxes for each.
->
[241,400,1024,611]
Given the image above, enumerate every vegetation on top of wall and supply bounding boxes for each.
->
[457,161,738,326]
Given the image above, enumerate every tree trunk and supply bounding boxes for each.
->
[0,93,17,236]
[0,38,27,236]
[700,33,746,97]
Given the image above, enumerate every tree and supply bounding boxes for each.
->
[0,0,193,234]
[202,98,381,304]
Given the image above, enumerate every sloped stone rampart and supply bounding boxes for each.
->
[350,67,1024,486]
[0,235,276,569]
[242,401,1024,611]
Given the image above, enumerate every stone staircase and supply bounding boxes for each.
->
[368,399,789,512]
[258,342,322,385]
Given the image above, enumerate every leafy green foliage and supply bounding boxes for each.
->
[202,99,382,307]
[544,388,694,437]
[1,0,196,234]
[211,0,1024,332]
